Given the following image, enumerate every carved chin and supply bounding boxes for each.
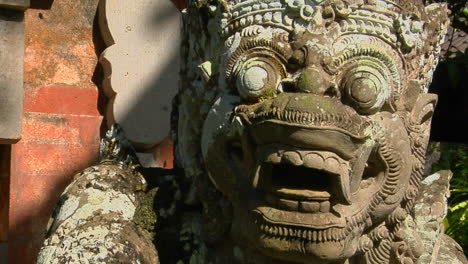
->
[225,125,376,262]
[232,208,361,263]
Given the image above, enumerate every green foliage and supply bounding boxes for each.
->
[432,143,468,253]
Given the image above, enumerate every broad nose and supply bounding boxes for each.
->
[294,66,339,97]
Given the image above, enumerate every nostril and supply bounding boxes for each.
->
[297,67,336,97]
[324,85,340,98]
[279,78,296,93]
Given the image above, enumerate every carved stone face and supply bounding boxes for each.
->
[199,0,447,263]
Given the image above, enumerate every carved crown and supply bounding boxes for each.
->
[222,0,428,38]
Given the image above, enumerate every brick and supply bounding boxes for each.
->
[9,142,100,257]
[24,1,99,89]
[21,113,102,145]
[11,141,99,177]
[23,86,100,116]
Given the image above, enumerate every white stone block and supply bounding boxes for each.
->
[99,0,181,146]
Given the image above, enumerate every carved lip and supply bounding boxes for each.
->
[255,146,352,214]
[252,206,347,230]
[235,93,370,139]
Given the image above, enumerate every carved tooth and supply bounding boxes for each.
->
[299,201,320,213]
[338,166,352,205]
[341,229,347,240]
[320,201,331,213]
[278,198,299,211]
[307,230,312,241]
[282,151,303,166]
[312,231,317,242]
[268,226,274,234]
[324,157,341,175]
[303,153,324,170]
[331,230,337,241]
[266,152,281,163]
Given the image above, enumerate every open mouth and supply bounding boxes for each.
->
[255,147,352,214]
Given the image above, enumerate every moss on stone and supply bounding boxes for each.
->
[133,187,159,237]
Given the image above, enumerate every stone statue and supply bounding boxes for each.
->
[36,0,468,263]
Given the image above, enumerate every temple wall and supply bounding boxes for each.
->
[4,1,186,263]
[8,1,103,263]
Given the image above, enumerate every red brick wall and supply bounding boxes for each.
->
[7,0,185,263]
[8,1,103,263]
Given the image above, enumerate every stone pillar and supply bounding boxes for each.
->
[0,0,28,144]
[0,1,28,263]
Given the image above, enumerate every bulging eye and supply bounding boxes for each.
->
[226,39,288,102]
[341,65,390,114]
[235,57,286,102]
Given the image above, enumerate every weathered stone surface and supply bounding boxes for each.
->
[38,1,467,264]
[0,9,24,143]
[176,0,456,263]
[99,0,181,146]
[36,126,159,264]
[0,0,29,10]
[414,170,468,264]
